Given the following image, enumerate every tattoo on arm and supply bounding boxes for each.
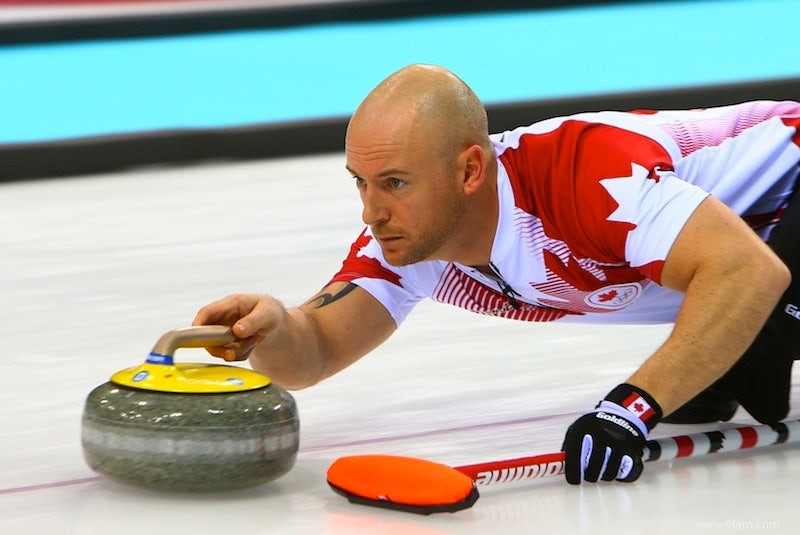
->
[306,283,358,308]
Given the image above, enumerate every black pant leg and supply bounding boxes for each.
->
[761,183,800,353]
[717,183,800,423]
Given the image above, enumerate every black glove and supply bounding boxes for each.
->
[562,384,662,484]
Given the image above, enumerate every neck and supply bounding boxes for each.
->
[443,159,499,266]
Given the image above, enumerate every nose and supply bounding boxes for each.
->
[361,186,389,226]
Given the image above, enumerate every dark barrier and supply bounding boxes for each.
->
[2,76,799,181]
[0,0,672,45]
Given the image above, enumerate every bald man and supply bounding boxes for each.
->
[194,64,800,485]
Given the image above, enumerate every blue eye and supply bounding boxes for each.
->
[389,178,406,188]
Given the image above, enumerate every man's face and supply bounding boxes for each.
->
[345,110,466,266]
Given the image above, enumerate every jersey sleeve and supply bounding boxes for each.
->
[576,124,711,283]
[609,169,710,282]
[328,228,427,326]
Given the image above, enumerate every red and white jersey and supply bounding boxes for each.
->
[331,101,800,326]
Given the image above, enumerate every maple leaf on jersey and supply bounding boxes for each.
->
[598,162,657,224]
[597,289,618,302]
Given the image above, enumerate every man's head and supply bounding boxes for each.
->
[345,64,494,266]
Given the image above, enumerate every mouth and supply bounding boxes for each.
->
[375,235,401,243]
[375,237,404,253]
[373,234,406,256]
[372,230,403,244]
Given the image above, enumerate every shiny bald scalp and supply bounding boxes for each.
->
[348,64,492,162]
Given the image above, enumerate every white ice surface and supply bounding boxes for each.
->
[1,155,797,534]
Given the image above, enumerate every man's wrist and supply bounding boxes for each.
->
[602,383,663,431]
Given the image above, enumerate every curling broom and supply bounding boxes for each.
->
[327,419,800,514]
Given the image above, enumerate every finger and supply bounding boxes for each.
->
[203,345,237,361]
[618,456,643,482]
[583,435,606,482]
[233,296,281,338]
[206,335,263,361]
[601,450,622,482]
[562,430,585,485]
[193,293,264,329]
[227,339,258,361]
[192,297,240,327]
[615,455,633,481]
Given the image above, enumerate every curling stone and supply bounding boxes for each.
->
[81,326,299,491]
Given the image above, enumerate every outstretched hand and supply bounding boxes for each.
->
[562,384,662,484]
[192,293,283,361]
[191,282,397,389]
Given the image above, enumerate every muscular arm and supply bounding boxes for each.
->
[193,282,396,389]
[626,196,791,415]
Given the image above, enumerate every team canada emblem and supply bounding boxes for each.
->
[584,282,642,310]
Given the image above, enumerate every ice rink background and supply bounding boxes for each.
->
[2,154,798,534]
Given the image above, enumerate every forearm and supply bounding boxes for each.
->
[627,260,789,416]
[243,284,396,390]
[248,305,330,390]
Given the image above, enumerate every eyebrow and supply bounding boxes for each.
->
[345,166,411,178]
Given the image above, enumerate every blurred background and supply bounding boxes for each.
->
[2,0,799,181]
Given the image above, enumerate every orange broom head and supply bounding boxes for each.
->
[327,454,479,514]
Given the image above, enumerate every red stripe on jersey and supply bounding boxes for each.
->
[738,427,759,449]
[330,230,403,288]
[743,206,786,232]
[673,435,694,458]
[780,115,800,148]
[635,259,665,284]
[432,266,570,322]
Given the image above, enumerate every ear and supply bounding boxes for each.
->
[460,144,486,196]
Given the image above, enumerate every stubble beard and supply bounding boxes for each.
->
[385,195,467,267]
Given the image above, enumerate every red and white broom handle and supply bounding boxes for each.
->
[455,419,800,486]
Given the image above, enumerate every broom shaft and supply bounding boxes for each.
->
[455,420,800,486]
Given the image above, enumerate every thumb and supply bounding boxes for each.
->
[233,321,250,338]
[232,294,283,339]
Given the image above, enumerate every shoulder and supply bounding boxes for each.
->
[491,113,700,264]
[491,112,678,167]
